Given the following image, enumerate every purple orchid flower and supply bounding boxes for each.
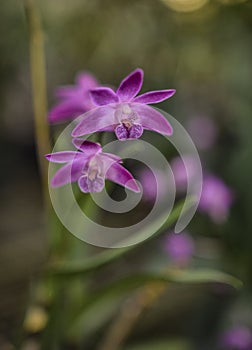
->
[139,167,168,202]
[199,174,234,224]
[46,139,140,193]
[171,155,198,193]
[164,231,195,266]
[187,116,218,151]
[72,68,176,141]
[48,72,99,123]
[220,326,252,350]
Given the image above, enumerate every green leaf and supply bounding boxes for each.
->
[78,269,242,306]
[67,268,242,340]
[49,198,193,277]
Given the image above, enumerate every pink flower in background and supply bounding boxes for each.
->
[72,68,175,140]
[220,326,252,350]
[139,168,168,202]
[171,155,198,192]
[170,157,233,223]
[46,139,140,193]
[48,72,99,123]
[187,116,218,151]
[199,174,234,224]
[164,232,195,265]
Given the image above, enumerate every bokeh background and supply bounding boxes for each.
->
[0,0,252,349]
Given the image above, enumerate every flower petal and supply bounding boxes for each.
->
[134,89,176,104]
[48,101,85,123]
[45,151,82,163]
[72,138,102,156]
[102,153,122,163]
[90,87,119,106]
[78,175,105,193]
[105,163,140,193]
[55,72,99,99]
[132,103,173,136]
[129,124,143,139]
[55,86,78,99]
[117,68,143,101]
[71,105,116,137]
[115,124,128,141]
[51,160,84,187]
[76,72,99,89]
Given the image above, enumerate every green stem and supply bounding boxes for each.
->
[23,0,51,206]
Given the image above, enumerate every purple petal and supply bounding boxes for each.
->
[132,103,173,136]
[134,89,176,104]
[115,124,128,141]
[98,125,114,132]
[78,175,105,193]
[129,124,143,139]
[114,123,143,141]
[164,232,194,265]
[117,68,143,101]
[72,138,102,156]
[221,326,252,350]
[55,72,99,99]
[90,87,119,106]
[102,153,122,163]
[76,72,99,89]
[51,160,84,187]
[105,163,140,193]
[55,86,79,99]
[199,175,234,224]
[186,116,218,151]
[46,151,82,163]
[48,101,85,123]
[72,105,116,137]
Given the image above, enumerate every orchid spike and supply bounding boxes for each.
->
[72,68,176,141]
[48,72,99,123]
[46,139,140,193]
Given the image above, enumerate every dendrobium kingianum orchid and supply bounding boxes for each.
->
[46,139,140,193]
[72,69,176,141]
[48,72,99,123]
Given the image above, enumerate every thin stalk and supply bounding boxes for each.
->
[17,2,52,348]
[23,0,51,206]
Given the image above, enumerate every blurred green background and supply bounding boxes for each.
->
[0,0,252,349]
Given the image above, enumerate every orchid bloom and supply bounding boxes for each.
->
[48,72,99,123]
[46,139,140,193]
[199,174,234,224]
[187,116,218,151]
[139,168,168,202]
[72,68,176,141]
[164,232,195,266]
[171,155,198,193]
[220,326,252,350]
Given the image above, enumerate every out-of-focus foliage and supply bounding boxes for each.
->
[0,0,252,349]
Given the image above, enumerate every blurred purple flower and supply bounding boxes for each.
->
[171,156,198,192]
[199,174,234,224]
[48,72,99,123]
[220,326,252,350]
[139,168,168,202]
[72,68,175,140]
[46,139,140,193]
[187,116,218,151]
[164,232,195,265]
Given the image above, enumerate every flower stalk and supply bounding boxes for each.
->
[23,0,51,205]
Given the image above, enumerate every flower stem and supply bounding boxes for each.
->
[23,0,51,206]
